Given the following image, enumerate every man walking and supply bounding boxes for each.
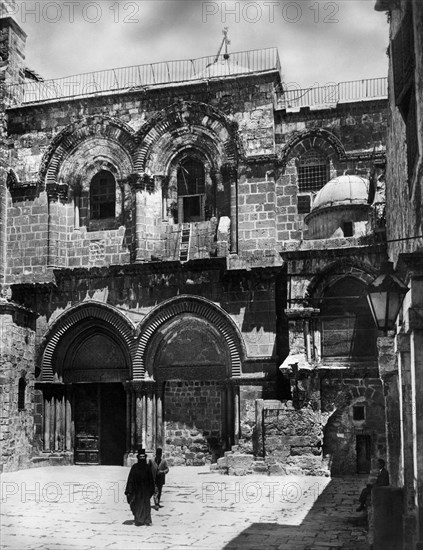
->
[125,448,155,526]
[150,448,169,510]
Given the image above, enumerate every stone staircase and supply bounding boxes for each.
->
[212,442,268,476]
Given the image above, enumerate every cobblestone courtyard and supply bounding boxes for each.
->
[0,466,368,550]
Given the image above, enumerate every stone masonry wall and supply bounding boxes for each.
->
[5,72,280,281]
[321,377,386,475]
[263,402,326,476]
[164,380,223,465]
[0,305,36,472]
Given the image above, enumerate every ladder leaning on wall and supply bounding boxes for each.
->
[179,223,191,262]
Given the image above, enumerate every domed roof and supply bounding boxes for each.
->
[311,175,370,213]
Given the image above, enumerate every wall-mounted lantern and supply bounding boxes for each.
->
[367,261,409,334]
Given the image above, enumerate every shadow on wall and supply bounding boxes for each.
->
[222,478,368,550]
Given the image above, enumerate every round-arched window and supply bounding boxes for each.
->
[90,170,116,220]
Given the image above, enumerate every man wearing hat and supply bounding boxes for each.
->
[125,448,155,526]
[150,448,169,510]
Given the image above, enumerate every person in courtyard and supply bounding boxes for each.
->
[125,448,155,526]
[356,458,390,511]
[150,447,170,510]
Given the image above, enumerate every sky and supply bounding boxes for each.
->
[5,0,389,88]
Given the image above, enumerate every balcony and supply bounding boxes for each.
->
[275,77,388,111]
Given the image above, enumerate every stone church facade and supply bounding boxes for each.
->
[0,13,389,475]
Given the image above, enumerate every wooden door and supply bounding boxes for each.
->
[74,384,100,464]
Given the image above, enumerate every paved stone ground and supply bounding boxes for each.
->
[0,466,369,550]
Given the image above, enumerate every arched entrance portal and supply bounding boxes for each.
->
[144,312,235,465]
[39,305,133,466]
[63,327,129,465]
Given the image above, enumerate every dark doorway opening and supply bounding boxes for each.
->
[100,383,126,465]
[74,383,126,465]
[356,434,371,473]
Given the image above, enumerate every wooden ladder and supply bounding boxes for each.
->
[179,223,191,262]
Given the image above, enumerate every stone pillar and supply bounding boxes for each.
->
[146,386,154,453]
[372,486,404,550]
[129,173,162,263]
[226,384,233,449]
[377,333,400,485]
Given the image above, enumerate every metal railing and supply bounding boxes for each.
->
[6,48,281,105]
[276,77,388,110]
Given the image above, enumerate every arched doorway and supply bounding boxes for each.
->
[63,328,129,465]
[39,304,133,466]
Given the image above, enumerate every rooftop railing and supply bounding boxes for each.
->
[276,77,388,110]
[6,47,281,106]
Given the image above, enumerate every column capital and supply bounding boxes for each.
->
[128,172,153,192]
[46,182,68,201]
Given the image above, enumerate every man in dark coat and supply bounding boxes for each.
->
[125,448,155,526]
[356,458,390,511]
[150,448,170,510]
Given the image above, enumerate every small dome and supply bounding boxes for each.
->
[311,175,370,213]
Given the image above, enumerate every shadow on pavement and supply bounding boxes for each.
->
[223,478,368,550]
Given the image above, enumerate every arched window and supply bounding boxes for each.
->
[298,149,329,193]
[177,159,206,223]
[90,170,116,220]
[18,376,27,411]
[320,277,377,358]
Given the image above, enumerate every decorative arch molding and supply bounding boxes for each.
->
[280,129,346,166]
[305,259,378,305]
[38,116,136,188]
[39,301,136,382]
[134,101,243,174]
[134,295,244,379]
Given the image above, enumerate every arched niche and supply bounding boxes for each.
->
[134,295,244,380]
[39,302,135,382]
[62,327,129,383]
[145,314,230,381]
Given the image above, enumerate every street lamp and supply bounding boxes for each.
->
[367,261,409,333]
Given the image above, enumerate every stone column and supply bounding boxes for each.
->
[124,383,132,453]
[233,385,240,444]
[64,385,73,452]
[221,163,238,254]
[133,382,144,449]
[146,387,154,452]
[156,384,163,448]
[43,390,52,452]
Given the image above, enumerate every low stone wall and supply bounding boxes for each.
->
[263,402,327,476]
